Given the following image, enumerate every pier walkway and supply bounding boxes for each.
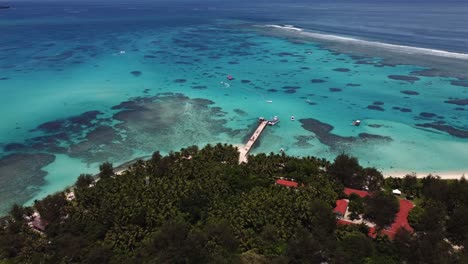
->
[238,120,269,164]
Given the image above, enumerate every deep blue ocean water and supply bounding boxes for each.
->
[0,0,467,214]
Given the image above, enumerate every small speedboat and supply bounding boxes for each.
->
[268,116,280,126]
[266,100,273,103]
[291,115,295,121]
[352,120,361,126]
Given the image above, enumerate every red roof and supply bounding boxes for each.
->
[381,199,415,239]
[333,199,349,215]
[276,179,299,188]
[368,226,377,238]
[344,187,369,198]
[337,199,415,240]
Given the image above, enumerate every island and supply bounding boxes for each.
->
[0,144,466,263]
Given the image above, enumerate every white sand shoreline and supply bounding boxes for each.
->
[383,170,466,179]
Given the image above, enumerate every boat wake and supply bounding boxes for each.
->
[260,24,468,60]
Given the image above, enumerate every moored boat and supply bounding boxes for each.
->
[268,116,280,126]
[352,120,361,126]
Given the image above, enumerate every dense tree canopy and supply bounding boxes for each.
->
[328,153,383,191]
[0,145,467,263]
[364,191,400,229]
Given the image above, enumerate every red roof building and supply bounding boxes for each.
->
[336,199,415,240]
[275,179,299,188]
[344,187,369,198]
[335,187,415,239]
[333,199,349,217]
[381,199,415,239]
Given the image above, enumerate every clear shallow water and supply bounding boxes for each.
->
[0,1,467,213]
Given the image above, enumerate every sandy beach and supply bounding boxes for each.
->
[384,170,467,180]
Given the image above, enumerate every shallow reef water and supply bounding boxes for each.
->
[0,2,467,213]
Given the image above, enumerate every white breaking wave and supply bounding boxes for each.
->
[266,24,303,32]
[261,24,468,60]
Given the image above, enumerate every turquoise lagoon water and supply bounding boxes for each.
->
[0,1,467,213]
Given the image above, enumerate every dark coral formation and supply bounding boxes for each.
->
[388,75,420,83]
[192,85,207,90]
[8,93,234,166]
[34,111,103,134]
[282,86,301,90]
[392,107,412,113]
[0,153,56,214]
[358,133,392,141]
[294,135,315,148]
[68,125,129,162]
[3,143,28,152]
[15,111,111,155]
[401,90,420,95]
[450,80,468,87]
[282,86,300,94]
[174,79,187,83]
[419,112,437,118]
[445,99,468,106]
[367,105,385,111]
[275,52,304,58]
[130,71,142,77]
[310,79,326,83]
[267,89,278,92]
[416,122,468,138]
[110,93,232,155]
[299,118,392,150]
[329,88,342,92]
[233,109,248,116]
[333,68,350,72]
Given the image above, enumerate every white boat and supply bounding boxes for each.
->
[268,116,280,126]
[352,120,361,126]
[291,115,295,121]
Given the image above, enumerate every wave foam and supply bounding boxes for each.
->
[265,24,303,32]
[261,24,468,60]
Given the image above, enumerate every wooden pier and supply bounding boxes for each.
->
[238,120,269,164]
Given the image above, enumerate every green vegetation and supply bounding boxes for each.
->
[0,144,467,263]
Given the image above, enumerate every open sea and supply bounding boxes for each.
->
[1,0,467,213]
